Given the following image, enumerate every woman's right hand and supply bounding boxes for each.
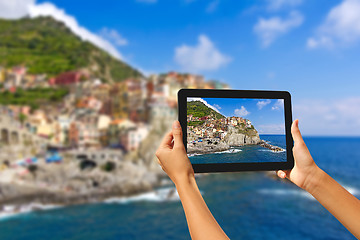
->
[277,119,324,192]
[155,121,195,186]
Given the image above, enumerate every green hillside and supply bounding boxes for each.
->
[187,101,225,119]
[0,17,142,82]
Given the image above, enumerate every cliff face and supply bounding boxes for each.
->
[225,133,260,146]
[224,127,260,146]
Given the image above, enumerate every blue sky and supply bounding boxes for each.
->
[188,97,285,134]
[1,0,360,135]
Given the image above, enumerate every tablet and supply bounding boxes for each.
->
[178,89,294,173]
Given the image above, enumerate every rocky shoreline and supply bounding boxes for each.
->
[187,136,284,155]
[0,161,160,209]
[187,132,261,155]
[0,120,172,217]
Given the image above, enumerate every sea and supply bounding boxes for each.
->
[0,136,359,240]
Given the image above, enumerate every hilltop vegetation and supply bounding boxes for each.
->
[0,17,142,82]
[0,87,69,110]
[187,101,225,119]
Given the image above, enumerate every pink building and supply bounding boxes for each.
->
[52,71,85,86]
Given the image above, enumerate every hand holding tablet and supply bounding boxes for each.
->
[178,89,294,173]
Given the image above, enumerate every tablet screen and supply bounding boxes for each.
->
[186,97,286,164]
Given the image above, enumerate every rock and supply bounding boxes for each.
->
[225,133,246,146]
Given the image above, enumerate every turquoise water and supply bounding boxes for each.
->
[190,135,287,164]
[0,137,359,239]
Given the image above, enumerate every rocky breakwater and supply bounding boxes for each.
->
[259,140,285,152]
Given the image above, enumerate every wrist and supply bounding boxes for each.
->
[304,166,325,194]
[174,173,196,189]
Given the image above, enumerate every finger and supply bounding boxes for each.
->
[159,131,174,149]
[291,119,304,144]
[172,121,184,149]
[277,170,287,179]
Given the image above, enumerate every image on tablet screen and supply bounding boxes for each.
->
[187,98,286,164]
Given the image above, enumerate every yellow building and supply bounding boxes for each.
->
[111,82,129,119]
[0,68,5,83]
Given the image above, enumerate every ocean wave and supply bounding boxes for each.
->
[0,203,60,221]
[188,153,203,157]
[258,185,359,200]
[104,187,181,204]
[213,149,242,154]
[258,188,314,200]
[258,149,286,153]
[188,149,242,156]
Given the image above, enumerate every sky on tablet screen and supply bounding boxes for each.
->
[187,98,285,134]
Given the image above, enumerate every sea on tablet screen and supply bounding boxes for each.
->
[186,97,287,164]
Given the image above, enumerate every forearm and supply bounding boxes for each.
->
[307,168,360,238]
[175,176,229,240]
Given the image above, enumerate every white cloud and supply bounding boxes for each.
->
[99,28,128,46]
[267,71,276,79]
[234,106,250,117]
[0,0,124,60]
[257,99,271,109]
[213,104,222,110]
[267,0,303,11]
[271,99,284,110]
[254,11,304,47]
[307,0,360,49]
[187,97,222,114]
[293,97,360,136]
[307,36,334,49]
[174,34,231,72]
[257,124,285,134]
[206,0,220,13]
[0,0,34,19]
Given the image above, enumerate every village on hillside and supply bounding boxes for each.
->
[0,65,232,209]
[0,65,229,168]
[187,114,253,140]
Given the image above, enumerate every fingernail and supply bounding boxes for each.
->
[173,121,181,129]
[280,172,285,178]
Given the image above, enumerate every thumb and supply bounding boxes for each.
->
[277,170,287,179]
[291,119,304,144]
[276,170,291,179]
[172,121,184,149]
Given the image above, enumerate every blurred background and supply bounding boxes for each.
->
[0,0,359,239]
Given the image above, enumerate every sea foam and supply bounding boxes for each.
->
[0,203,60,221]
[213,149,242,154]
[258,185,359,201]
[104,187,180,204]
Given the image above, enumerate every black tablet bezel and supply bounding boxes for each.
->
[178,89,294,173]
